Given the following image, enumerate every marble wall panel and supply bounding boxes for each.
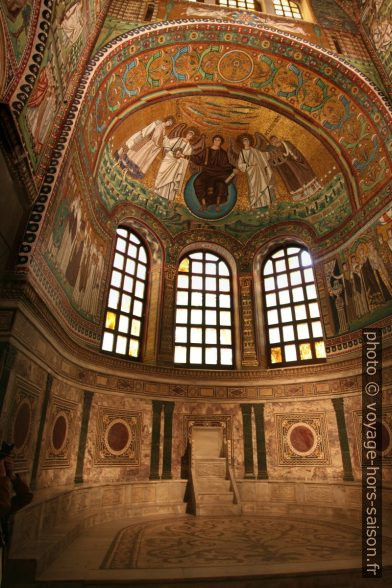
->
[83,393,151,483]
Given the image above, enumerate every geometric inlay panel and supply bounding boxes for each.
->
[8,376,40,472]
[275,413,330,465]
[42,396,78,469]
[94,407,142,467]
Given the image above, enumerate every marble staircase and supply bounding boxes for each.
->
[193,457,241,515]
[189,427,241,516]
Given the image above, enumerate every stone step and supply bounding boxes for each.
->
[195,460,227,479]
[198,492,234,504]
[197,478,231,492]
[197,503,241,516]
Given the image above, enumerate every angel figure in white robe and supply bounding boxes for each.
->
[154,126,197,203]
[115,116,175,179]
[231,133,273,208]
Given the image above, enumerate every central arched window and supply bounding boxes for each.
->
[174,251,234,368]
[101,227,148,359]
[263,245,326,367]
[188,0,261,10]
[272,0,302,19]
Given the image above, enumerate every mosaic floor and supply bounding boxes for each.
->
[102,516,363,569]
[39,514,392,584]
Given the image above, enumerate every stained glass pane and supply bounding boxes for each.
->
[105,312,116,330]
[276,274,288,289]
[205,348,218,364]
[108,289,120,309]
[297,322,309,339]
[279,290,290,305]
[290,271,302,286]
[191,292,202,306]
[269,327,281,344]
[206,310,217,325]
[271,347,282,363]
[264,260,273,275]
[190,328,202,343]
[282,325,295,342]
[113,253,124,270]
[179,258,189,273]
[285,344,297,362]
[116,336,127,355]
[300,343,312,360]
[174,346,187,363]
[315,341,326,358]
[190,347,202,364]
[220,329,232,345]
[178,275,189,289]
[175,327,187,343]
[133,299,142,316]
[118,315,129,333]
[177,291,188,306]
[206,328,217,344]
[266,293,277,307]
[221,348,233,365]
[131,319,141,337]
[102,331,114,352]
[312,321,323,338]
[206,293,217,307]
[267,309,279,325]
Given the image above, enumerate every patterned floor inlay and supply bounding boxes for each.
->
[101,516,384,570]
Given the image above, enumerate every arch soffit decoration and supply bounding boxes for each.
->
[18,19,392,267]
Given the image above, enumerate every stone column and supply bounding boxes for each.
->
[162,401,174,480]
[239,276,259,367]
[253,403,268,479]
[158,265,176,363]
[240,403,255,478]
[332,397,354,481]
[30,373,53,489]
[150,400,163,480]
[74,390,94,484]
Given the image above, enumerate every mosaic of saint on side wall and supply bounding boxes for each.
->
[98,96,349,239]
[0,0,37,65]
[17,0,106,171]
[325,208,392,335]
[360,0,392,80]
[42,161,107,322]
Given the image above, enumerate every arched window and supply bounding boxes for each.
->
[174,251,234,368]
[263,245,326,366]
[101,227,148,359]
[188,0,261,9]
[272,0,302,19]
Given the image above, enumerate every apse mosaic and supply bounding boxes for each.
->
[78,24,391,247]
[98,96,349,238]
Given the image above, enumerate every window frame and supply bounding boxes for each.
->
[173,249,236,369]
[262,244,326,368]
[100,225,150,362]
